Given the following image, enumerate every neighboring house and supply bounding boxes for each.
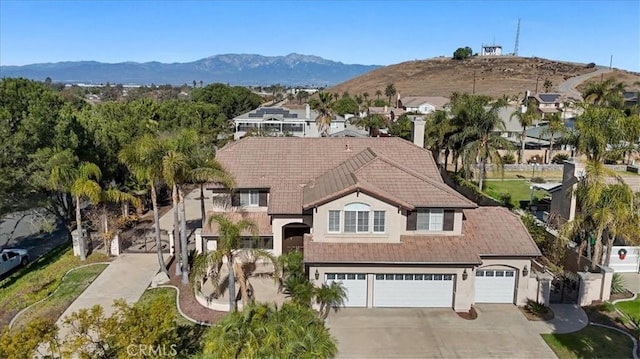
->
[398,96,449,114]
[497,105,550,149]
[200,121,543,311]
[528,93,580,118]
[366,106,405,122]
[232,105,349,139]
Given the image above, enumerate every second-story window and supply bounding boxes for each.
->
[240,191,259,207]
[328,210,340,233]
[343,203,370,233]
[416,209,444,231]
[373,211,386,233]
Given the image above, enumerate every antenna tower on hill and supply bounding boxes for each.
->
[514,18,521,56]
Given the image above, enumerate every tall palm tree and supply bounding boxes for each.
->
[510,99,540,164]
[191,214,278,312]
[119,134,169,276]
[620,112,640,164]
[375,90,382,101]
[310,92,335,137]
[450,94,512,190]
[582,78,626,109]
[384,83,397,107]
[425,109,456,168]
[162,149,187,276]
[540,112,567,163]
[314,282,347,320]
[50,161,102,261]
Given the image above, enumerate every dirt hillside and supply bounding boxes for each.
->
[329,56,640,99]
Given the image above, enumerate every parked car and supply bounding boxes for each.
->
[0,248,29,276]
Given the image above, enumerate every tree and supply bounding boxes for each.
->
[388,114,412,140]
[510,99,541,164]
[310,92,336,137]
[314,282,347,320]
[384,83,397,107]
[199,302,337,359]
[332,96,359,116]
[352,114,387,136]
[375,89,382,100]
[119,134,169,277]
[582,78,626,108]
[449,94,512,190]
[0,317,60,359]
[191,214,278,312]
[540,112,567,163]
[543,79,553,92]
[424,110,456,168]
[453,47,473,60]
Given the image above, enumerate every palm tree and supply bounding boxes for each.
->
[450,94,512,190]
[425,109,456,168]
[363,92,370,103]
[191,214,278,312]
[50,161,102,261]
[98,183,141,254]
[582,78,626,108]
[540,112,567,163]
[620,112,640,164]
[310,92,335,137]
[314,282,347,320]
[543,79,553,92]
[510,99,540,164]
[384,83,397,107]
[119,134,169,276]
[162,149,187,276]
[375,89,382,101]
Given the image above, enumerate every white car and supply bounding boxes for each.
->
[0,248,29,276]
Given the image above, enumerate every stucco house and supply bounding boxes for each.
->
[398,96,449,115]
[200,122,543,311]
[232,105,358,139]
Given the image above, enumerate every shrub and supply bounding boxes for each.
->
[502,153,516,164]
[551,153,570,164]
[453,47,473,60]
[531,177,545,183]
[611,273,627,294]
[499,193,514,209]
[599,302,616,313]
[525,299,549,316]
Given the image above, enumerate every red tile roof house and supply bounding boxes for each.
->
[199,119,546,311]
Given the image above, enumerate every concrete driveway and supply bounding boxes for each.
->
[327,304,557,359]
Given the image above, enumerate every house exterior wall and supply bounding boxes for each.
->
[418,103,436,114]
[272,215,313,255]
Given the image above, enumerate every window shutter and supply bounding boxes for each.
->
[406,211,417,230]
[443,210,455,231]
[259,192,267,207]
[231,193,240,207]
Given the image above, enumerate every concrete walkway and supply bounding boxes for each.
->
[534,303,589,334]
[55,253,163,334]
[158,188,209,234]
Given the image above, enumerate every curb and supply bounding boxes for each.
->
[8,261,111,329]
[150,285,213,327]
[589,322,638,359]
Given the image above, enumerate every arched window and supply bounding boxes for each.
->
[344,203,370,233]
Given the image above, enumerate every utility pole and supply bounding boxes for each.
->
[514,18,521,56]
[473,71,477,94]
[535,76,539,93]
[609,55,613,70]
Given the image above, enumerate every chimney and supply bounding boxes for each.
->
[384,105,388,113]
[305,104,310,119]
[411,117,425,148]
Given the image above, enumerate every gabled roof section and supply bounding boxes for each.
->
[302,148,476,209]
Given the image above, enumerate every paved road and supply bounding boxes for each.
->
[558,67,610,98]
[1,211,69,260]
[328,304,586,359]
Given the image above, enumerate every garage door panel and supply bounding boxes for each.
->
[373,274,454,307]
[475,269,515,303]
[326,273,367,307]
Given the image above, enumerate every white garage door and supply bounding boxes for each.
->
[475,269,516,303]
[373,273,454,307]
[325,273,367,307]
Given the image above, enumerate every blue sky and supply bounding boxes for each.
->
[1,0,638,71]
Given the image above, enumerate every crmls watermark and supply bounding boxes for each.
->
[126,344,178,357]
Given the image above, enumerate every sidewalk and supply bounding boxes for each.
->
[55,253,164,335]
[535,304,589,334]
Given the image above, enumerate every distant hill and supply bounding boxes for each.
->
[329,56,640,99]
[0,53,380,86]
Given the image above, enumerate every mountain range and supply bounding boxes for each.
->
[0,53,380,86]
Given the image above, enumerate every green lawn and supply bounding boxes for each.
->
[616,297,640,321]
[542,325,634,359]
[0,243,109,328]
[483,180,546,208]
[10,263,108,329]
[485,170,564,180]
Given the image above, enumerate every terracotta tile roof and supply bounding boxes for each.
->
[400,96,450,109]
[304,207,541,264]
[215,137,444,214]
[201,211,272,237]
[302,148,476,209]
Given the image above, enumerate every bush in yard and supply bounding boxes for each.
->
[499,193,514,209]
[610,273,627,294]
[531,176,545,183]
[599,302,616,313]
[551,153,570,164]
[502,153,516,164]
[525,299,549,316]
